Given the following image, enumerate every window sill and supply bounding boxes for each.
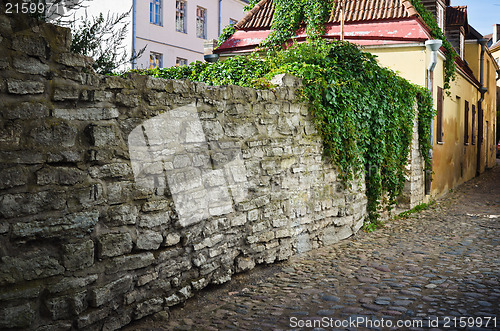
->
[176,30,188,34]
[150,22,163,27]
[437,142,444,145]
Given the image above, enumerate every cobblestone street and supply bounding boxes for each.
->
[126,161,500,331]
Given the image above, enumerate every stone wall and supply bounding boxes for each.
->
[0,13,367,330]
[399,111,426,209]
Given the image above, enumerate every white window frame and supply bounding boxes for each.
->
[460,32,465,60]
[437,3,444,32]
[176,57,188,66]
[150,0,162,26]
[150,52,163,69]
[196,6,207,39]
[176,0,187,33]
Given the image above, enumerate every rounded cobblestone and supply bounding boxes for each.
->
[125,163,500,330]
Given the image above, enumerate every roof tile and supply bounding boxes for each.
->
[235,0,419,30]
[446,6,467,27]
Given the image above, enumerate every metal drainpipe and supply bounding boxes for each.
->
[132,0,137,69]
[218,0,222,36]
[424,39,442,195]
[476,39,488,176]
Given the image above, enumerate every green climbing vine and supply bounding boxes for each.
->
[129,0,438,229]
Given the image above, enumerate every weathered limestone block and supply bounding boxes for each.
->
[134,297,164,320]
[145,76,174,91]
[30,122,77,147]
[12,211,99,239]
[62,240,95,271]
[0,303,35,329]
[142,200,170,212]
[36,166,86,186]
[97,232,133,258]
[0,166,27,189]
[103,75,134,89]
[47,150,84,163]
[235,256,255,273]
[138,212,170,228]
[321,225,353,246]
[48,275,98,294]
[116,92,140,107]
[7,79,45,94]
[164,233,181,247]
[12,35,46,58]
[137,272,159,287]
[13,56,49,75]
[105,204,138,226]
[106,253,155,274]
[54,107,119,120]
[87,123,121,147]
[90,275,133,307]
[90,163,133,179]
[0,252,64,284]
[193,233,224,251]
[4,102,50,120]
[56,52,93,68]
[136,230,163,250]
[77,306,110,329]
[164,293,182,307]
[45,291,87,320]
[0,282,41,302]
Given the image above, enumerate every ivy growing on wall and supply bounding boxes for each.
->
[130,0,439,229]
[129,40,434,228]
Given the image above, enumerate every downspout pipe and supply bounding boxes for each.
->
[424,39,442,195]
[132,0,137,69]
[476,39,488,176]
[218,0,222,36]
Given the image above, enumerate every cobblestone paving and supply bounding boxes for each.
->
[126,162,500,331]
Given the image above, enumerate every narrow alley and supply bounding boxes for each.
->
[126,161,500,330]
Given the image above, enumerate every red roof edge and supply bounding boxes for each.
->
[234,0,271,30]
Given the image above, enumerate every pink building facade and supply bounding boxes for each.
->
[133,0,248,69]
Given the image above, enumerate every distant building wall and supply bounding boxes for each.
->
[134,0,247,68]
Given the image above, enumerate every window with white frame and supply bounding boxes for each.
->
[460,31,465,59]
[176,0,187,33]
[150,52,163,68]
[196,6,207,39]
[176,57,188,66]
[437,3,444,32]
[150,0,162,25]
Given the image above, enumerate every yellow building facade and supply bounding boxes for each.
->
[216,0,498,199]
[369,40,498,198]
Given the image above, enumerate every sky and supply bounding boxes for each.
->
[450,0,500,36]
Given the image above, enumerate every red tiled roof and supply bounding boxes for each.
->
[446,6,467,27]
[235,0,274,30]
[329,0,418,23]
[235,0,419,30]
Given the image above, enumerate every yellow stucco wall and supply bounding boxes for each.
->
[369,42,497,198]
[367,45,427,87]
